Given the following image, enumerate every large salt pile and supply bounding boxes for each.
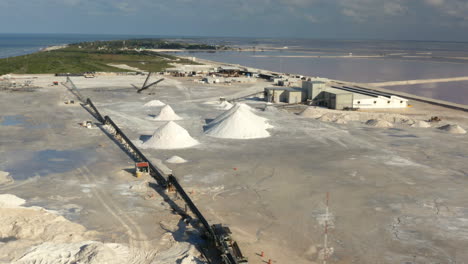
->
[144,100,165,107]
[205,103,272,139]
[438,124,467,134]
[218,101,233,110]
[365,119,393,128]
[151,105,182,121]
[141,121,199,149]
[166,156,188,164]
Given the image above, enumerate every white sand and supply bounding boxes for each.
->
[0,194,25,208]
[144,100,166,107]
[166,156,188,164]
[151,105,182,121]
[141,121,199,149]
[0,171,13,185]
[0,194,204,264]
[438,124,467,134]
[217,101,233,110]
[205,103,272,139]
[365,119,394,128]
[411,120,432,128]
[300,106,419,127]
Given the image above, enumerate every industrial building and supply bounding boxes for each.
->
[264,87,304,104]
[301,81,408,109]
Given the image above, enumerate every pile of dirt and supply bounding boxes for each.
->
[365,119,394,128]
[165,156,188,164]
[141,121,199,149]
[437,124,467,134]
[0,194,205,264]
[144,100,166,107]
[151,105,182,121]
[300,106,418,127]
[205,103,272,139]
[411,120,432,128]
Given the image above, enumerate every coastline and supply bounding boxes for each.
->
[174,54,468,112]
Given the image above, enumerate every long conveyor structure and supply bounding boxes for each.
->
[66,76,247,263]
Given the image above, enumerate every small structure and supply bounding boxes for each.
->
[264,87,304,104]
[135,162,149,178]
[81,121,93,128]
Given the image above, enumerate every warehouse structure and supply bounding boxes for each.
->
[264,87,304,104]
[301,80,408,109]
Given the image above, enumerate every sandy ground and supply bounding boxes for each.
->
[1,74,468,263]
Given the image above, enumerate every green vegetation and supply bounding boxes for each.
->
[0,39,207,75]
[73,39,228,50]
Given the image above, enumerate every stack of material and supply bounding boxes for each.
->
[141,121,199,149]
[437,124,466,134]
[365,119,393,128]
[205,103,272,139]
[166,156,188,164]
[151,105,182,121]
[144,100,166,107]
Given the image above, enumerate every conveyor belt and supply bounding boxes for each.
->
[103,115,168,187]
[86,98,104,123]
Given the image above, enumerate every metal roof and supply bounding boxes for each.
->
[331,86,394,98]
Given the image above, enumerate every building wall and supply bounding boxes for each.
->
[266,89,287,103]
[353,96,408,109]
[335,93,354,109]
[287,91,302,104]
[302,81,326,99]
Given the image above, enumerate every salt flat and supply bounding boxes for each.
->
[1,74,467,263]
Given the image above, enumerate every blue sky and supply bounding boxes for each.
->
[1,0,468,41]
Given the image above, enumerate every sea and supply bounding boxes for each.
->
[1,33,468,105]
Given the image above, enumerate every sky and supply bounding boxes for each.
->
[1,0,468,41]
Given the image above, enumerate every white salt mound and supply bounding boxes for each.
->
[264,105,279,112]
[299,107,328,119]
[218,101,233,110]
[152,105,182,121]
[0,194,26,208]
[141,121,199,149]
[365,119,393,128]
[411,120,431,128]
[144,100,166,107]
[205,103,272,139]
[166,156,188,164]
[438,124,466,134]
[0,170,13,185]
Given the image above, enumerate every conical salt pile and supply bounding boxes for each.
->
[438,124,466,134]
[141,121,199,149]
[152,105,182,121]
[144,100,165,107]
[205,103,272,139]
[166,156,188,164]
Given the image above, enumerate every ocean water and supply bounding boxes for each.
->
[0,33,165,59]
[1,34,468,105]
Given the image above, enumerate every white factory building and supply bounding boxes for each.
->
[301,81,408,109]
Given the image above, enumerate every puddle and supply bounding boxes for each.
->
[6,149,94,180]
[0,115,26,126]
